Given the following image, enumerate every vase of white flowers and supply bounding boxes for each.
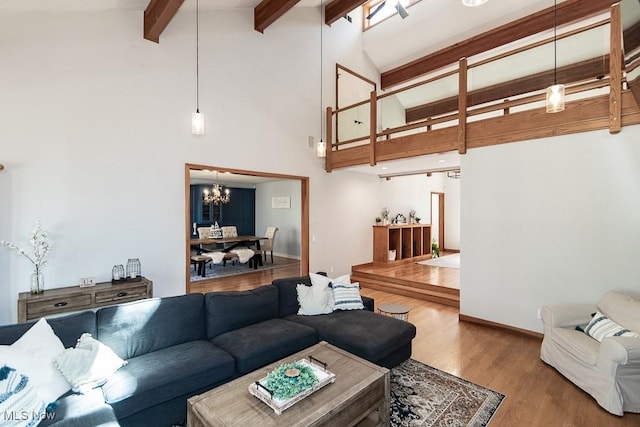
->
[1,220,51,294]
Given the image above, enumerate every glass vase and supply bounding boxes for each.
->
[31,269,44,294]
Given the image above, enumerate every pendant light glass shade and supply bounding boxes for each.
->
[546,84,565,113]
[192,110,204,135]
[462,0,488,6]
[316,139,326,158]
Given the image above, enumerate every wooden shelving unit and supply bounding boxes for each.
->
[372,224,432,265]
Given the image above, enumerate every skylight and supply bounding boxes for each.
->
[363,0,421,30]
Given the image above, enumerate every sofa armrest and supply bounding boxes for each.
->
[361,296,374,312]
[541,304,596,331]
[599,336,640,366]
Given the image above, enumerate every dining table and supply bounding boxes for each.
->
[191,235,267,254]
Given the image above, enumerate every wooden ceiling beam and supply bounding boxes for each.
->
[325,0,367,26]
[381,0,617,89]
[405,56,611,123]
[144,0,185,43]
[255,0,302,33]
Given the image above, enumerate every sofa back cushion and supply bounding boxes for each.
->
[598,291,640,333]
[97,294,205,360]
[0,311,96,348]
[272,276,312,318]
[205,285,279,338]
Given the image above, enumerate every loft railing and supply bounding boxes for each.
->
[325,3,640,172]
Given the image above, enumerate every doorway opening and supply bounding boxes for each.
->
[431,192,445,252]
[185,163,309,293]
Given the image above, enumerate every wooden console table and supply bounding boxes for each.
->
[17,277,153,323]
[373,224,432,265]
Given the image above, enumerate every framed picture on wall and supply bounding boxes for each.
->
[272,196,291,209]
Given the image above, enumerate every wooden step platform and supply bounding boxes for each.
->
[351,261,460,308]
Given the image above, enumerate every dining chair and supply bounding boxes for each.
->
[220,226,238,238]
[261,226,278,263]
[196,226,217,252]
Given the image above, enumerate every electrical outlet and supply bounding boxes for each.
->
[79,277,87,286]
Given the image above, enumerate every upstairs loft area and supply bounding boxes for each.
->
[325,1,640,173]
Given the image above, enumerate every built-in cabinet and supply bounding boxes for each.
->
[373,224,432,264]
[190,185,255,235]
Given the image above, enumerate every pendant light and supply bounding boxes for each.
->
[192,0,204,134]
[316,4,326,158]
[546,0,565,113]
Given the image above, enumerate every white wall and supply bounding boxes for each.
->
[0,7,381,325]
[255,180,301,258]
[461,126,640,333]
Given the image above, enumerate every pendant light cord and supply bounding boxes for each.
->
[553,0,557,85]
[320,4,323,141]
[196,0,200,112]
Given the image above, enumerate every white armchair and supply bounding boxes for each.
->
[540,291,640,416]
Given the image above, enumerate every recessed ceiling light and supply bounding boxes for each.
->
[462,0,488,6]
[437,159,446,163]
[381,166,388,170]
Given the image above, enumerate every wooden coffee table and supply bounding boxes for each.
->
[187,341,390,427]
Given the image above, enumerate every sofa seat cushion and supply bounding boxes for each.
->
[211,319,318,374]
[285,310,416,364]
[39,388,119,427]
[102,340,235,420]
[549,327,599,366]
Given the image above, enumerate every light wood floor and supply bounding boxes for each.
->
[188,256,300,294]
[361,288,640,427]
[188,267,639,425]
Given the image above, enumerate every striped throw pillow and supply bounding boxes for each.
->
[584,311,640,342]
[332,282,364,310]
[0,365,46,427]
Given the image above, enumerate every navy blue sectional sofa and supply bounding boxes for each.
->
[0,276,416,427]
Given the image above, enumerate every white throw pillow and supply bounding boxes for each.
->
[584,311,640,342]
[2,318,70,403]
[297,282,333,315]
[332,282,365,311]
[0,365,46,427]
[54,333,127,394]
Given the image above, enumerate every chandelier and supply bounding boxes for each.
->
[203,172,230,205]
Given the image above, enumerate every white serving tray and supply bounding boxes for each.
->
[248,358,336,415]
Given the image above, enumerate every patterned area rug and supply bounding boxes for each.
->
[190,256,298,281]
[391,359,505,427]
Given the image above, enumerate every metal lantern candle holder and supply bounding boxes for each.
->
[112,264,125,283]
[126,258,142,281]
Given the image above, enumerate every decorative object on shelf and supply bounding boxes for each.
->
[203,171,231,205]
[381,207,390,225]
[431,238,440,258]
[112,264,125,282]
[1,220,51,294]
[415,217,421,224]
[409,209,416,224]
[126,258,142,281]
[546,0,565,113]
[394,213,406,224]
[388,249,397,261]
[375,217,382,225]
